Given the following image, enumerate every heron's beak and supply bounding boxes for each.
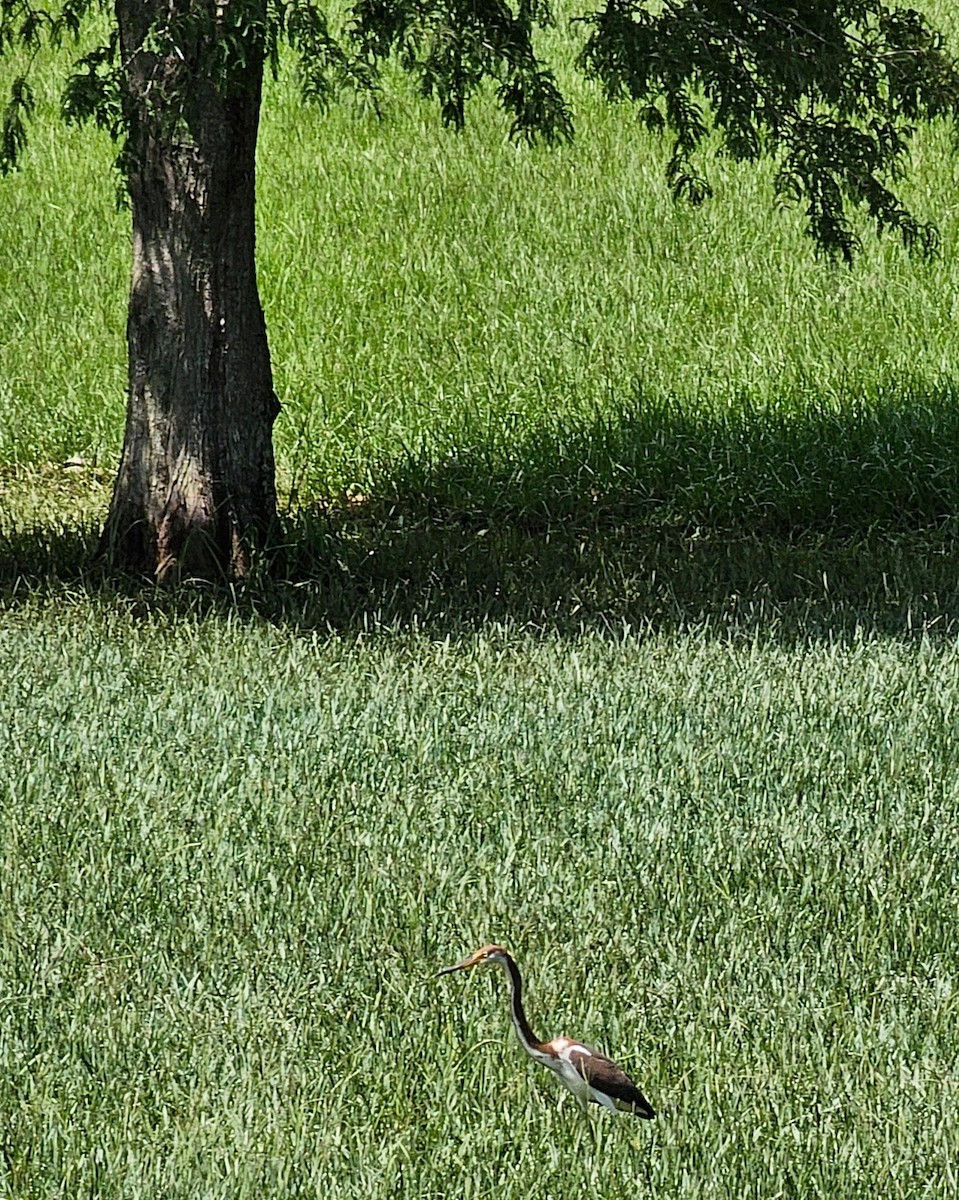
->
[436,955,477,977]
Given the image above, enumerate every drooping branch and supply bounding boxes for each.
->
[575,0,959,261]
[349,0,574,143]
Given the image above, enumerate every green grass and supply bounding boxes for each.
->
[3,9,959,509]
[2,612,958,1198]
[4,7,959,1197]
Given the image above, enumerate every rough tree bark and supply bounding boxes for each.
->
[101,2,280,582]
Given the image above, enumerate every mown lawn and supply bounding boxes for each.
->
[2,5,959,1196]
[2,613,958,1198]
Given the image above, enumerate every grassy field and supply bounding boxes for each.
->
[3,5,959,1197]
[2,616,958,1198]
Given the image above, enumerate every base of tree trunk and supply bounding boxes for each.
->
[98,376,281,583]
[98,472,279,584]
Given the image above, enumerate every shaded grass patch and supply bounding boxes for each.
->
[357,379,959,534]
[3,381,959,637]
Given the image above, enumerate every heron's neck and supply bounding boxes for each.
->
[496,954,542,1053]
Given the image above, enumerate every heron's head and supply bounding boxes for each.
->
[436,944,510,976]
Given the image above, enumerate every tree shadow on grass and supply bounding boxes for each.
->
[3,382,959,639]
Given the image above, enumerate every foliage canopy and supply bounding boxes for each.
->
[3,1,959,262]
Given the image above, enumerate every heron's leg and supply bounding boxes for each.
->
[580,1099,596,1147]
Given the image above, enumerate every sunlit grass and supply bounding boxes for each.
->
[1,611,958,1198]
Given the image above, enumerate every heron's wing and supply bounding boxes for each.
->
[567,1044,656,1119]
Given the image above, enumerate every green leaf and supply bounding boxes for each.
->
[0,74,33,174]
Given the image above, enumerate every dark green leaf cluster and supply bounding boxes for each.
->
[775,114,939,260]
[273,1,378,106]
[1,0,103,173]
[350,0,573,143]
[576,0,959,261]
[0,0,96,53]
[2,1,570,169]
[1,72,32,171]
[61,32,121,139]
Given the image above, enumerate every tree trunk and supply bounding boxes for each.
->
[102,2,279,582]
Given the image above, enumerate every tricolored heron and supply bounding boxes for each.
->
[437,944,655,1122]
